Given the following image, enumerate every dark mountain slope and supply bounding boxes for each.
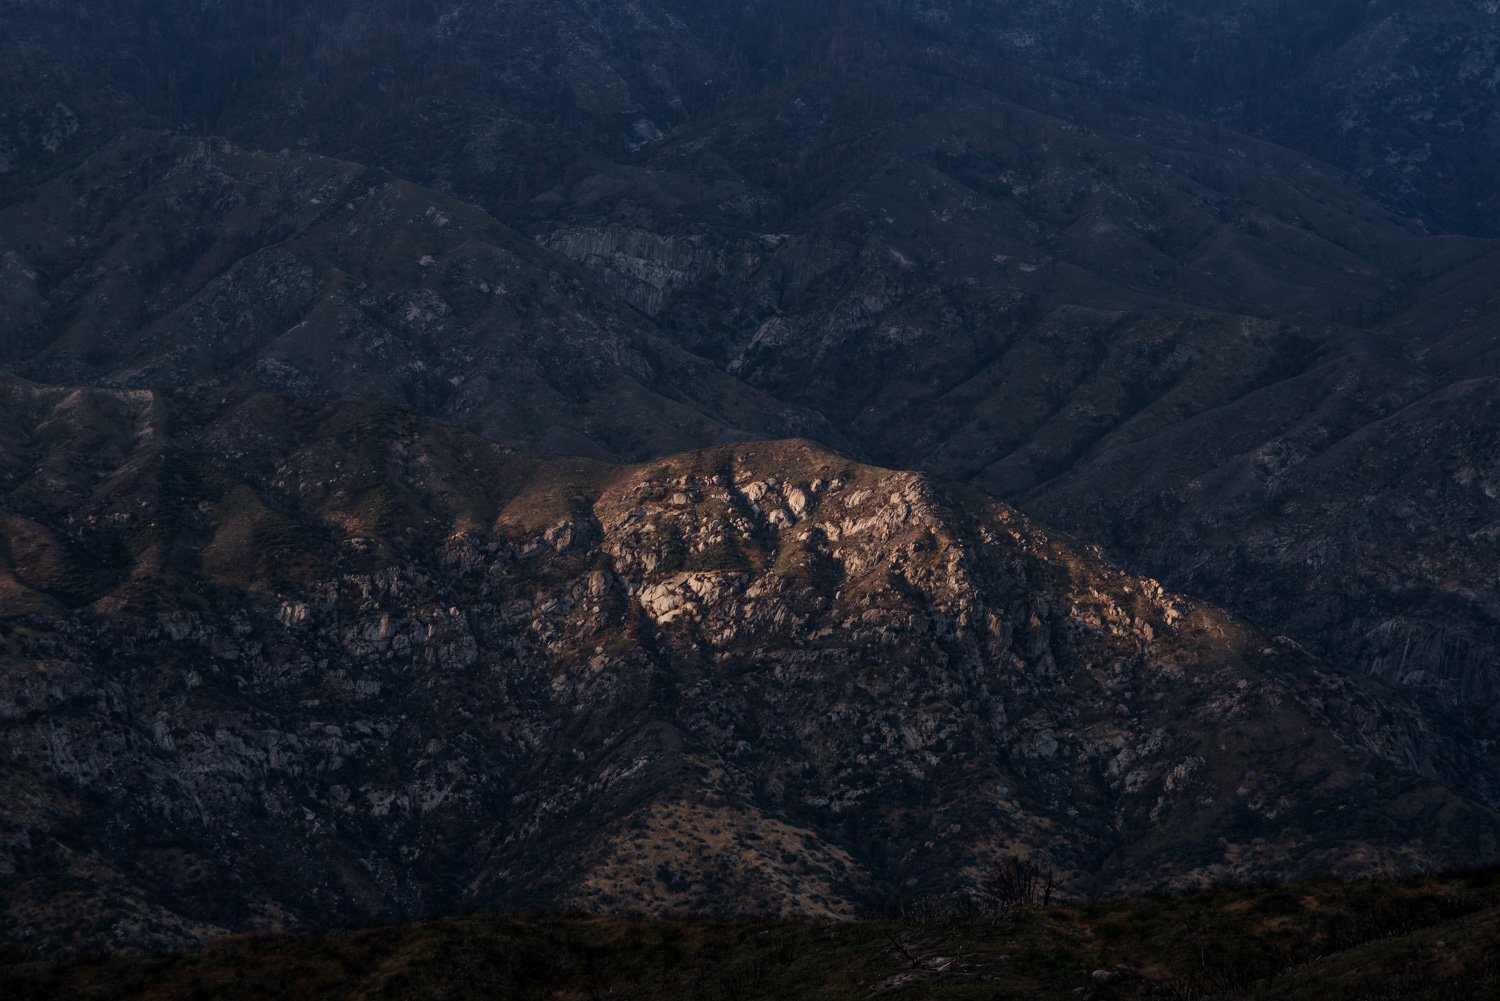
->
[5,869,1500,999]
[0,130,837,459]
[2,379,1496,956]
[2,2,1497,717]
[1027,361,1500,717]
[880,0,1500,236]
[5,1,1497,236]
[0,1,1498,961]
[523,74,1500,715]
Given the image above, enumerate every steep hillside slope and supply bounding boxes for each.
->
[3,869,1498,999]
[3,75,1496,722]
[6,2,1497,235]
[523,74,1500,715]
[0,131,836,459]
[909,0,1500,235]
[2,380,1496,956]
[1,2,1498,961]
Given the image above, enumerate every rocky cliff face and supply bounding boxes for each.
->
[518,78,1500,721]
[2,381,1496,956]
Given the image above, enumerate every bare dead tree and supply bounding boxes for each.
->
[983,855,1058,909]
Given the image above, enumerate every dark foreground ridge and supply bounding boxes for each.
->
[4,868,1498,1000]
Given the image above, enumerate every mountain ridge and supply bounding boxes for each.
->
[1,0,1498,960]
[2,379,1497,956]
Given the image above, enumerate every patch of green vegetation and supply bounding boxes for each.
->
[771,541,802,579]
[689,537,748,573]
[771,538,839,590]
[653,535,689,577]
[352,486,395,531]
[602,636,636,658]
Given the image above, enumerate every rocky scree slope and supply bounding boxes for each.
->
[1,0,1499,953]
[1,380,1497,956]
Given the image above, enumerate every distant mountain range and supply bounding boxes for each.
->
[0,0,1496,955]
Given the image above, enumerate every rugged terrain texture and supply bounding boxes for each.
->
[2,380,1497,955]
[513,65,1500,717]
[0,130,838,460]
[3,1,1498,715]
[6,2,1497,235]
[1,0,1499,960]
[4,870,1499,999]
[3,71,1498,726]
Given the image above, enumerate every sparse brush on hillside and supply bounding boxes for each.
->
[3,869,1497,1001]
